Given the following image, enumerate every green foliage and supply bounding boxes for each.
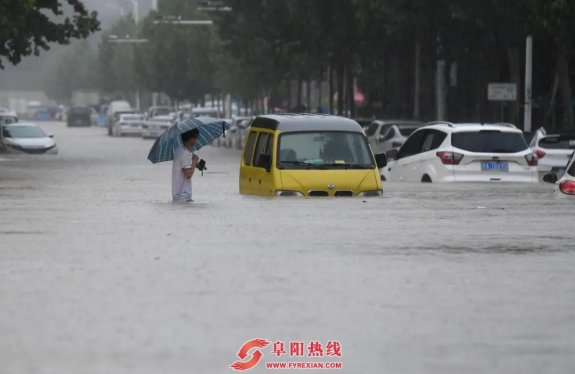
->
[0,0,100,68]
[135,0,217,103]
[43,40,97,102]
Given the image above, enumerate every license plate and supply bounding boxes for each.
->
[481,161,509,172]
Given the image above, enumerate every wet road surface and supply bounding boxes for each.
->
[1,122,574,373]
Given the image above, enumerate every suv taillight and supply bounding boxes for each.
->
[534,149,546,159]
[559,180,575,195]
[525,153,538,166]
[436,151,464,165]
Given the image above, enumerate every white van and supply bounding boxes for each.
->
[106,101,133,136]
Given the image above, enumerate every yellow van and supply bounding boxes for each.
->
[239,114,387,197]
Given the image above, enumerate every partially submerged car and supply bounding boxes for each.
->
[1,123,58,154]
[113,113,145,137]
[383,122,538,183]
[141,115,175,139]
[239,114,387,197]
[530,128,575,179]
[542,151,575,198]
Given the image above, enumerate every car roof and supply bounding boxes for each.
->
[5,122,39,127]
[422,122,522,133]
[371,120,424,127]
[251,114,363,133]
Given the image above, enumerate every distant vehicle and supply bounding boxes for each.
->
[384,122,538,183]
[190,106,222,118]
[67,106,93,127]
[239,114,387,197]
[141,115,175,139]
[366,120,425,154]
[1,123,58,154]
[113,113,145,137]
[146,106,173,119]
[0,111,19,124]
[542,151,575,198]
[106,101,133,136]
[529,128,575,180]
[224,116,253,149]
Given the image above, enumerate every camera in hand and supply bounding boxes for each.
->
[196,159,207,172]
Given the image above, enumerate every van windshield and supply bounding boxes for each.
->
[277,131,375,169]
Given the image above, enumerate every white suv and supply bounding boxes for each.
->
[529,128,575,179]
[383,122,538,183]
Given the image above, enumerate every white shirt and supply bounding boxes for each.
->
[172,148,193,201]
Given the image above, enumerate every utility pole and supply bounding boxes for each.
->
[524,35,533,133]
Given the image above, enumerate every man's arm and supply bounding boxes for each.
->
[183,155,199,179]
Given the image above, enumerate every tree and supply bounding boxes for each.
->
[135,0,217,104]
[43,40,98,103]
[0,0,100,68]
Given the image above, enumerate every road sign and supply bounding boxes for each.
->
[488,83,517,101]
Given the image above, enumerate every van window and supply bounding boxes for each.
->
[244,132,258,165]
[253,132,270,168]
[277,131,374,169]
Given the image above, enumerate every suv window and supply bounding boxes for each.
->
[366,123,379,136]
[452,131,528,153]
[381,126,395,141]
[539,135,575,150]
[420,130,447,152]
[253,133,271,168]
[244,132,257,165]
[398,130,426,159]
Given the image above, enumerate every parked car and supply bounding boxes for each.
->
[1,123,58,154]
[366,120,425,155]
[383,122,538,183]
[67,106,93,127]
[239,114,387,197]
[146,106,173,120]
[223,116,252,149]
[190,106,222,118]
[542,151,575,198]
[141,115,175,139]
[0,111,18,124]
[106,101,133,136]
[529,128,575,180]
[113,113,145,137]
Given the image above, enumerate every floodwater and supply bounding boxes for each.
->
[1,122,574,374]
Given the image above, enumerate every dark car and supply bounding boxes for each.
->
[67,106,92,127]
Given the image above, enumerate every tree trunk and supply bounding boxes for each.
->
[337,61,344,115]
[556,47,574,130]
[329,64,334,114]
[506,47,521,126]
[347,62,355,118]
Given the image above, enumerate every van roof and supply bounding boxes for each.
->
[251,114,362,133]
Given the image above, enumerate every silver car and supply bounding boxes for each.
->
[1,123,58,154]
[366,120,424,154]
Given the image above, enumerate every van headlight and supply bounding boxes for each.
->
[358,190,383,197]
[275,190,304,197]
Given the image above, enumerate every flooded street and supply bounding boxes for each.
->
[1,122,574,373]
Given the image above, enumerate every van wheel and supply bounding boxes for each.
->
[421,175,432,183]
